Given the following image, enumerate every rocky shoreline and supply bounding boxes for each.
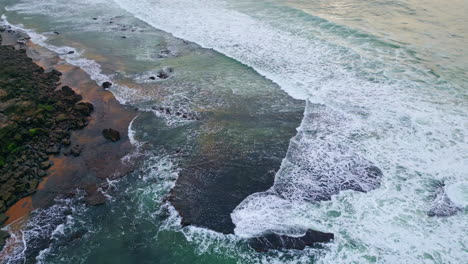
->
[0,32,95,249]
[0,26,137,254]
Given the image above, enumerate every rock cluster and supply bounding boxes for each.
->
[0,34,93,249]
[152,106,200,121]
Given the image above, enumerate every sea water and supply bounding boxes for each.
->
[0,0,466,263]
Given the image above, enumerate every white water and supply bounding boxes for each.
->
[112,0,467,263]
[446,181,468,208]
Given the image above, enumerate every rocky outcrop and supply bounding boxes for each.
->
[0,33,93,230]
[248,230,334,252]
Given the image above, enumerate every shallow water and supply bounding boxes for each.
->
[0,0,467,263]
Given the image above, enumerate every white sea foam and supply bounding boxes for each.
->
[127,115,140,146]
[446,181,468,208]
[113,0,467,263]
[1,195,87,264]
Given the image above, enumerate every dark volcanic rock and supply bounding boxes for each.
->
[102,81,112,89]
[149,76,156,80]
[248,230,334,252]
[67,51,75,54]
[0,33,92,219]
[102,128,120,142]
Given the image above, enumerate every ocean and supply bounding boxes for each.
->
[0,0,466,263]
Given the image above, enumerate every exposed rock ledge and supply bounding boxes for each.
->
[248,230,334,252]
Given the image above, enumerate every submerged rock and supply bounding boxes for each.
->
[85,192,106,206]
[64,144,82,157]
[84,185,106,206]
[168,103,305,234]
[102,128,120,142]
[248,230,334,252]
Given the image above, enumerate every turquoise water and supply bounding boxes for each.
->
[0,0,467,263]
